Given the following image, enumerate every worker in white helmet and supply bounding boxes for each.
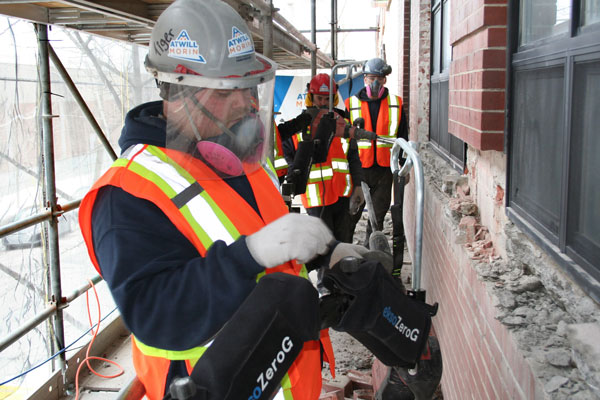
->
[78,0,367,398]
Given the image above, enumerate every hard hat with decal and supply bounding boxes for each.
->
[145,0,276,89]
[309,73,337,95]
[363,57,392,77]
[147,0,277,179]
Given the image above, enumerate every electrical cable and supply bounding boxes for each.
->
[73,280,124,400]
[0,303,119,387]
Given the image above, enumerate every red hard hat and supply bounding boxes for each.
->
[309,73,337,95]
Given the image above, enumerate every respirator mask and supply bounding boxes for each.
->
[163,80,274,178]
[365,76,385,99]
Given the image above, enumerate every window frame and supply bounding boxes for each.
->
[429,0,465,172]
[506,0,600,303]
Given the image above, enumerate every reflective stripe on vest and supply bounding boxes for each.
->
[273,123,289,177]
[264,158,281,189]
[294,134,352,208]
[345,95,402,168]
[123,145,239,247]
[79,144,327,400]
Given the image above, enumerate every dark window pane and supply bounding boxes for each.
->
[581,0,600,26]
[510,66,564,236]
[567,60,600,265]
[438,78,450,150]
[430,80,440,143]
[450,133,465,163]
[520,0,570,45]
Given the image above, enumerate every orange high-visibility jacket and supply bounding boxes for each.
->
[345,94,402,168]
[79,144,334,400]
[292,134,353,208]
[274,122,289,178]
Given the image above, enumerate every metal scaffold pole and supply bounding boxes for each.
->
[311,0,317,76]
[36,22,68,381]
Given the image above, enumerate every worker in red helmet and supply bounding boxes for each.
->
[283,73,364,243]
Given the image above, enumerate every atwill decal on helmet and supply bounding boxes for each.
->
[228,26,254,58]
[144,0,276,89]
[169,30,206,63]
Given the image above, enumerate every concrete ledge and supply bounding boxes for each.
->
[403,147,600,399]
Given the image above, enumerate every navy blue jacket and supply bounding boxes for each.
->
[91,101,264,354]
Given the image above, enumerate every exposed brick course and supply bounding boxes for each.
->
[446,0,507,151]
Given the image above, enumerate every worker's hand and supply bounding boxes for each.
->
[314,112,337,138]
[246,213,334,268]
[352,117,365,129]
[290,112,312,133]
[329,242,370,268]
[348,186,365,215]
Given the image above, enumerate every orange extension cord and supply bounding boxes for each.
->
[74,280,124,400]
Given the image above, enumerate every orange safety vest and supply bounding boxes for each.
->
[79,144,334,400]
[273,122,289,178]
[345,95,402,168]
[292,133,353,208]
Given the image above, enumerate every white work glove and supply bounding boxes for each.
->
[246,213,334,268]
[348,185,365,215]
[329,242,370,268]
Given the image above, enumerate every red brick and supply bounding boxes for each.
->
[483,4,508,26]
[370,358,389,393]
[481,49,507,69]
[352,389,374,399]
[319,391,343,400]
[481,90,506,110]
[482,70,506,89]
[481,111,505,131]
[322,375,352,398]
[347,369,372,391]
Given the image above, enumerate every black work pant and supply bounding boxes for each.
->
[351,165,393,245]
[306,196,353,243]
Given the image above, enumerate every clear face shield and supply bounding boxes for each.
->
[162,79,275,179]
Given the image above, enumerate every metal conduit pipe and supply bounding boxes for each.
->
[0,198,80,239]
[37,22,68,377]
[389,138,424,291]
[0,209,53,238]
[311,0,316,76]
[47,43,117,161]
[0,275,103,353]
[263,0,273,59]
[330,0,336,62]
[329,61,365,111]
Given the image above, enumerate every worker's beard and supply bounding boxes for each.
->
[195,115,265,176]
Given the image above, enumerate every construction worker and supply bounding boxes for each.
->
[78,1,367,399]
[274,113,313,184]
[345,58,408,246]
[284,73,364,243]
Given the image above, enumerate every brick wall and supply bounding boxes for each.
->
[409,0,431,142]
[402,176,545,399]
[448,0,507,151]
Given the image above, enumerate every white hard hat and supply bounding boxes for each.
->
[145,0,276,89]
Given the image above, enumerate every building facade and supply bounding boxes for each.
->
[380,0,600,398]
